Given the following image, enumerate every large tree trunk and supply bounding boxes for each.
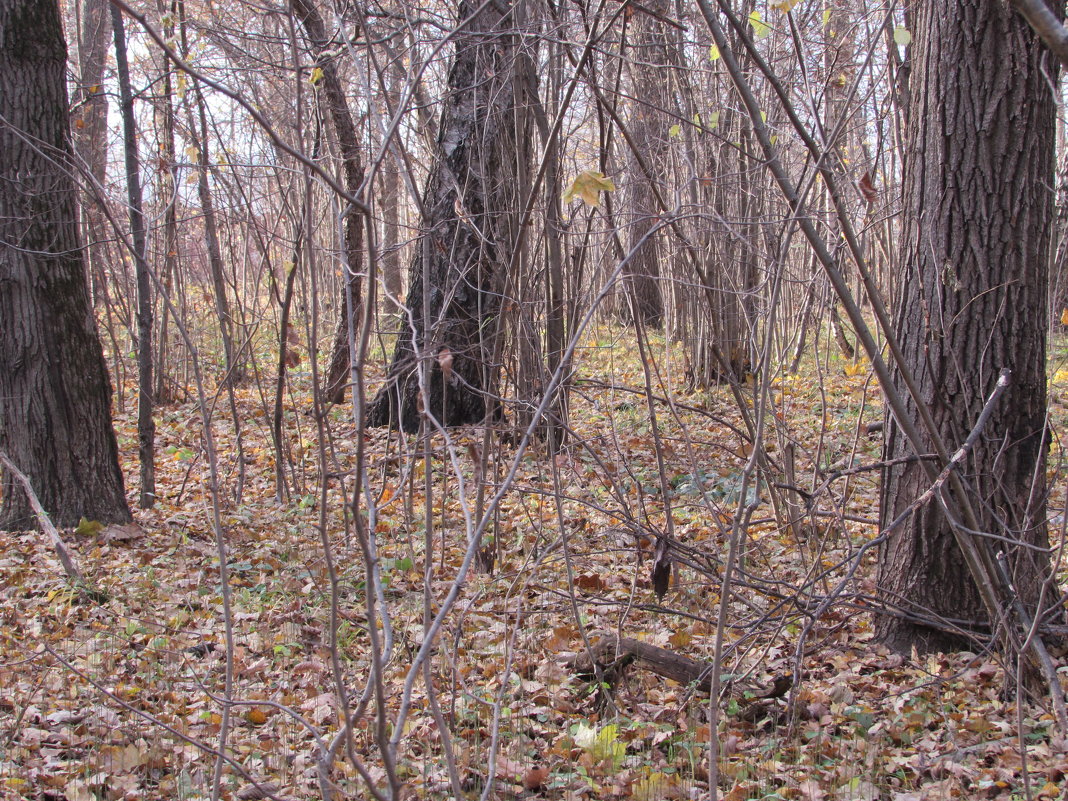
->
[878,0,1056,652]
[366,0,525,432]
[0,0,131,530]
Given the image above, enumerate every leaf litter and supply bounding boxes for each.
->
[0,331,1066,800]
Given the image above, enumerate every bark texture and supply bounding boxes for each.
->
[0,0,130,529]
[878,0,1055,652]
[71,0,110,303]
[620,0,672,329]
[366,0,523,432]
[290,0,366,405]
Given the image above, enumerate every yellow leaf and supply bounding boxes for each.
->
[76,517,103,536]
[709,44,721,61]
[310,66,324,85]
[749,10,770,39]
[633,772,679,801]
[668,629,692,647]
[771,0,800,11]
[843,359,869,377]
[563,170,615,207]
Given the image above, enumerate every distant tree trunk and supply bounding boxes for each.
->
[154,0,180,405]
[177,0,246,501]
[71,0,110,305]
[678,3,761,386]
[620,0,671,329]
[379,63,406,310]
[0,0,131,530]
[178,0,242,387]
[289,0,365,405]
[878,0,1056,652]
[366,0,526,432]
[822,0,859,360]
[112,4,156,509]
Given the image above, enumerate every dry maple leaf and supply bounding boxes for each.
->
[523,765,549,790]
[563,170,616,207]
[858,171,878,204]
[437,345,456,385]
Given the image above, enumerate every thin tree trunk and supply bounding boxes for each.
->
[72,0,110,306]
[380,64,405,310]
[112,4,155,509]
[289,0,365,405]
[177,0,246,502]
[154,0,180,404]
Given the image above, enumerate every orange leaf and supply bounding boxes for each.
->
[859,172,877,204]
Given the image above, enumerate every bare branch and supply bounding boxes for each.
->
[1008,0,1068,70]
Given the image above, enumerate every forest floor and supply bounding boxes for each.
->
[2,328,1067,801]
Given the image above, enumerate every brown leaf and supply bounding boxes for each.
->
[575,572,605,592]
[437,346,455,385]
[858,171,877,204]
[100,523,143,543]
[651,536,671,599]
[523,765,549,790]
[236,781,281,800]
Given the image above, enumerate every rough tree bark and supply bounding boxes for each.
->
[71,0,110,305]
[878,0,1057,652]
[289,0,366,405]
[0,0,131,530]
[366,0,525,432]
[619,0,672,329]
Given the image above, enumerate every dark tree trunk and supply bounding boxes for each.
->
[620,0,671,330]
[0,0,131,530]
[878,0,1056,652]
[112,4,156,509]
[366,0,524,432]
[289,0,366,405]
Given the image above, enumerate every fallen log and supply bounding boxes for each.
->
[569,634,716,691]
[566,633,792,707]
